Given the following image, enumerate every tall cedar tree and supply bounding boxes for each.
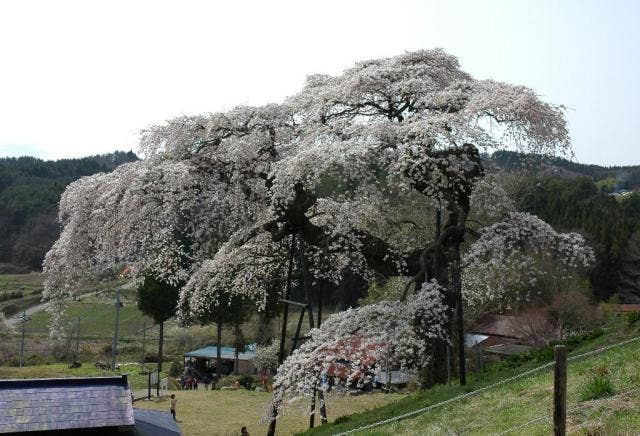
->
[137,275,180,373]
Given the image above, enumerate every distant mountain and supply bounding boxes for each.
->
[0,151,138,273]
[489,150,640,193]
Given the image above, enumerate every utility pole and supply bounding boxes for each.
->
[75,317,80,363]
[141,322,146,371]
[19,311,27,368]
[111,288,122,371]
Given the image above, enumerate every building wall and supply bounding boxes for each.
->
[236,359,256,375]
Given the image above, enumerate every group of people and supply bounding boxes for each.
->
[179,374,201,390]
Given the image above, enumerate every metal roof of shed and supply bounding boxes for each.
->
[464,333,489,348]
[0,376,134,434]
[183,343,257,361]
[484,343,532,356]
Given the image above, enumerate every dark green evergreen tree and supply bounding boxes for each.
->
[137,275,180,373]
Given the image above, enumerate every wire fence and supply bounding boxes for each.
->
[335,334,640,435]
[495,386,640,435]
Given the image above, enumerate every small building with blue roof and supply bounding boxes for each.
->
[183,343,257,376]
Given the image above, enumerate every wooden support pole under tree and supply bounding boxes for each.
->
[453,251,466,386]
[317,289,322,328]
[554,345,567,436]
[291,305,308,352]
[298,240,327,428]
[269,234,300,436]
[278,233,297,365]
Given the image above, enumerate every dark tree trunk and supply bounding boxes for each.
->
[298,240,316,329]
[318,390,328,424]
[309,389,316,429]
[317,288,322,328]
[418,203,470,387]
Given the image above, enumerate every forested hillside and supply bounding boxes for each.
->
[0,151,138,273]
[489,151,640,302]
[491,150,640,192]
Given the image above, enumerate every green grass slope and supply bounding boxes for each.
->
[25,296,153,339]
[302,317,640,435]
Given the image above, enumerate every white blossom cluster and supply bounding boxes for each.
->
[462,212,595,308]
[468,174,515,224]
[253,341,280,373]
[178,232,288,317]
[264,280,448,421]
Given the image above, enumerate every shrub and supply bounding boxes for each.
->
[0,290,24,302]
[333,415,351,424]
[625,311,640,325]
[143,355,158,363]
[2,303,19,317]
[238,375,254,390]
[579,366,615,401]
[218,374,256,390]
[169,360,183,378]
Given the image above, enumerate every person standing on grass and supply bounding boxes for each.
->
[170,394,177,420]
[241,426,250,435]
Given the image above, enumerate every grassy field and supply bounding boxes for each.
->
[135,389,403,436]
[25,296,154,338]
[302,318,640,435]
[0,362,163,391]
[0,272,44,294]
[0,272,45,316]
[0,272,130,319]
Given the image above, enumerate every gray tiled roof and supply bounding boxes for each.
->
[0,376,134,434]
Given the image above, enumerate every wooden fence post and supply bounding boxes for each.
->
[554,345,567,436]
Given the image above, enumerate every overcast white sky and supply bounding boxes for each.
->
[0,0,638,165]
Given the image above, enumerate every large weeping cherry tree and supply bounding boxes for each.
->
[44,49,593,431]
